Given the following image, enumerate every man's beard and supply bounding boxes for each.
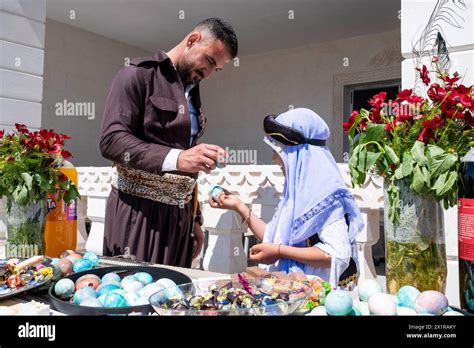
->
[178,61,197,85]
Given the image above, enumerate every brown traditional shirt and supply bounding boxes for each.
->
[100,50,206,178]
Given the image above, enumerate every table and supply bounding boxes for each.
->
[0,256,230,315]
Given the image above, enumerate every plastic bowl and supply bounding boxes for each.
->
[149,278,313,316]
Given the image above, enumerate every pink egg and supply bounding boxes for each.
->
[58,258,73,276]
[414,290,448,315]
[75,277,100,290]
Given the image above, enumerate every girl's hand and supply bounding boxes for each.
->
[208,189,242,211]
[249,243,280,264]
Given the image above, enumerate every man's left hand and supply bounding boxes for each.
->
[192,223,205,260]
[249,243,280,264]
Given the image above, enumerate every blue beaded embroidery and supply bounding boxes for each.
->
[292,189,353,231]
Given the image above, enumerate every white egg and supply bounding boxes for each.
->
[357,279,383,302]
[142,283,165,298]
[123,280,144,293]
[368,293,397,315]
[155,278,177,289]
[125,291,141,306]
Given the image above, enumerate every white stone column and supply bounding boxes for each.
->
[401,0,474,306]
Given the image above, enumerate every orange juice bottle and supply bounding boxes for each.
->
[44,160,78,257]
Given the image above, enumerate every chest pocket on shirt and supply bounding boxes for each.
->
[148,95,180,129]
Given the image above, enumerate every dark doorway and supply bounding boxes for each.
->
[343,81,400,160]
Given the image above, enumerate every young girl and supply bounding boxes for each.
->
[209,108,364,289]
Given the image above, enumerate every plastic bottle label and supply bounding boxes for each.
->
[65,199,77,221]
[459,198,474,261]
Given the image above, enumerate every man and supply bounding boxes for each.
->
[100,18,238,267]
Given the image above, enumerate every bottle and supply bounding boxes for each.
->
[458,146,474,313]
[44,160,78,257]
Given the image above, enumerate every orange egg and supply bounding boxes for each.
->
[75,277,100,290]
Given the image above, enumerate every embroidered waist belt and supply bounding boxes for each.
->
[113,163,197,207]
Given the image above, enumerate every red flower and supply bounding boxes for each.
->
[385,122,394,132]
[369,108,383,124]
[390,163,397,171]
[422,115,444,129]
[343,110,359,133]
[416,65,431,85]
[396,89,413,102]
[0,129,4,138]
[442,72,460,86]
[408,95,425,104]
[427,83,447,102]
[465,111,474,128]
[418,127,435,143]
[14,123,29,134]
[61,150,72,159]
[369,92,387,109]
[455,84,472,95]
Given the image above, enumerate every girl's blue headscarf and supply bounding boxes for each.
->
[263,108,365,274]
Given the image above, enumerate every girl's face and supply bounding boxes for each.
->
[272,151,285,176]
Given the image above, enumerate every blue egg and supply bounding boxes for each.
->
[108,289,127,297]
[74,286,97,305]
[82,252,99,267]
[96,282,121,297]
[397,285,420,309]
[73,259,93,273]
[210,186,225,200]
[80,297,103,307]
[102,272,121,283]
[97,294,107,305]
[54,278,75,300]
[324,290,353,316]
[103,292,129,308]
[134,272,153,286]
[351,308,363,316]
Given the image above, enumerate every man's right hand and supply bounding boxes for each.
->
[177,143,227,174]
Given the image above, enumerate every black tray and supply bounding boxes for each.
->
[48,266,191,315]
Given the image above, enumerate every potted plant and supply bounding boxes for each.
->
[344,58,474,294]
[0,124,79,258]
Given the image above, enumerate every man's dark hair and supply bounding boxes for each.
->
[195,17,238,58]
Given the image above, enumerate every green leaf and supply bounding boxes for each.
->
[411,141,427,165]
[427,144,445,158]
[34,173,51,192]
[402,153,414,178]
[364,123,385,142]
[365,151,381,171]
[20,173,33,190]
[422,166,430,185]
[432,172,448,192]
[429,152,457,177]
[357,146,367,172]
[436,170,457,197]
[12,185,28,205]
[384,145,399,164]
[411,165,425,193]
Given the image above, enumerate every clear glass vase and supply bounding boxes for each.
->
[383,179,447,294]
[5,198,47,258]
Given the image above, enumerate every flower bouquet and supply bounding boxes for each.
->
[343,58,473,293]
[0,124,80,258]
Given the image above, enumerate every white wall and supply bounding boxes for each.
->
[0,0,46,133]
[41,19,151,166]
[199,29,401,164]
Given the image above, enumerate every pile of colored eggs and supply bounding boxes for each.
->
[53,271,179,308]
[307,279,460,316]
[51,250,99,276]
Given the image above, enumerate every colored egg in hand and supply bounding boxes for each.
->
[54,278,75,300]
[324,290,353,316]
